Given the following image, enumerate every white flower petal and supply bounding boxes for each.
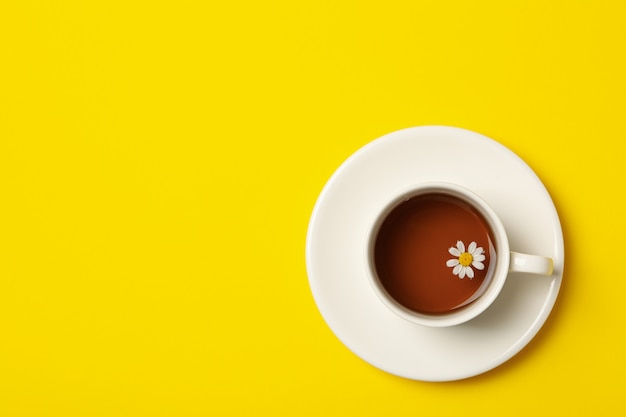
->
[468,241,477,253]
[472,261,485,270]
[456,240,465,253]
[446,259,460,267]
[473,254,486,262]
[458,267,466,279]
[473,247,484,256]
[453,264,463,275]
[466,266,474,279]
[449,247,461,257]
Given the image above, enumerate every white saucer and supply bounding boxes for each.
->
[306,126,564,381]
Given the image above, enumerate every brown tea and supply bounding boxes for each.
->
[373,193,495,315]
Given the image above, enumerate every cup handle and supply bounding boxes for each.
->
[509,251,554,276]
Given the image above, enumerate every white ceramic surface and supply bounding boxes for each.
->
[305,126,564,381]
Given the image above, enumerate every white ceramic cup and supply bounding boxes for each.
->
[366,182,553,327]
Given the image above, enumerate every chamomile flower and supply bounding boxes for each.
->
[446,240,486,279]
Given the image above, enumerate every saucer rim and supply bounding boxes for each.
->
[306,125,564,381]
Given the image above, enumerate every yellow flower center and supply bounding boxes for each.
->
[459,252,473,267]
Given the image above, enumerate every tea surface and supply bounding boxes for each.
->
[374,194,494,314]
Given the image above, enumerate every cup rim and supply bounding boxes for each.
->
[365,181,511,327]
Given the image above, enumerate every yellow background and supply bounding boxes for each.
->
[1,0,624,415]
